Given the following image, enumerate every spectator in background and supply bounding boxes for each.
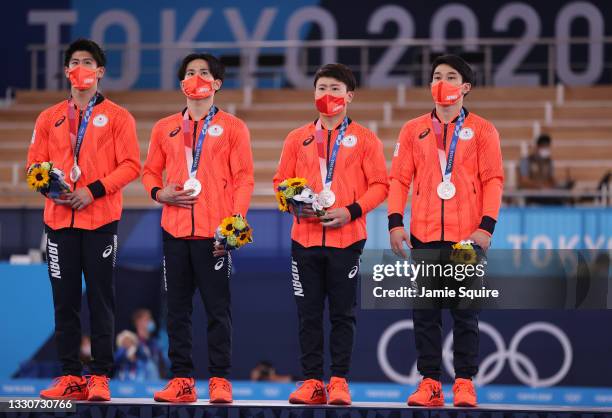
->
[114,309,168,381]
[518,134,574,205]
[250,361,293,382]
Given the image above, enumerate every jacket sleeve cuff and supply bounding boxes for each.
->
[87,180,106,199]
[478,216,496,235]
[151,187,161,202]
[345,203,363,221]
[388,213,404,231]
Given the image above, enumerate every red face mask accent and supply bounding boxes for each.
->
[431,80,463,105]
[68,66,97,91]
[315,94,346,116]
[181,75,215,99]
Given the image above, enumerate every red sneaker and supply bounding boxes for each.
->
[289,379,327,405]
[154,378,197,403]
[407,378,444,407]
[453,378,477,407]
[87,375,111,402]
[40,375,88,400]
[209,377,233,403]
[327,377,351,405]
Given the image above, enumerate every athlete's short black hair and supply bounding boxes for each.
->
[430,54,474,84]
[177,53,225,82]
[313,63,357,91]
[64,39,106,67]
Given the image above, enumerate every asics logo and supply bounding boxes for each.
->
[215,258,225,271]
[169,127,181,137]
[102,245,113,258]
[303,135,314,146]
[348,265,359,279]
[430,389,441,400]
[419,128,430,139]
[311,387,324,399]
[47,239,61,279]
[291,259,304,297]
[63,382,85,395]
[55,116,66,127]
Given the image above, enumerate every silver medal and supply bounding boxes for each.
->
[183,178,202,197]
[437,181,456,200]
[317,189,336,208]
[69,164,81,182]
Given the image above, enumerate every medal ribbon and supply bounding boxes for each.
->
[67,93,98,168]
[431,108,465,184]
[183,105,217,179]
[314,116,348,192]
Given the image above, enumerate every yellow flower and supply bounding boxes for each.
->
[27,166,49,191]
[289,178,307,188]
[452,242,473,250]
[237,230,252,246]
[450,248,477,265]
[276,191,289,212]
[220,217,235,237]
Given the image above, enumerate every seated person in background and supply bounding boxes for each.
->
[518,134,574,205]
[114,309,168,381]
[250,361,294,382]
[132,309,168,377]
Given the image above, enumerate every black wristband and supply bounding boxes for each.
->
[345,203,363,221]
[87,180,106,199]
[388,213,404,231]
[478,215,497,235]
[151,187,161,202]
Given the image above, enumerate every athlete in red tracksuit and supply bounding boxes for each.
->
[388,55,504,407]
[32,39,141,402]
[274,64,389,405]
[142,53,254,404]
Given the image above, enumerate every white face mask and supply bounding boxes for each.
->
[538,148,551,158]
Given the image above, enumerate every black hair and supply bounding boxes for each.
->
[64,38,106,67]
[430,54,474,84]
[313,63,357,91]
[177,53,225,82]
[536,134,552,147]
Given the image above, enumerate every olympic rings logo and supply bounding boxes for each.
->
[377,320,573,388]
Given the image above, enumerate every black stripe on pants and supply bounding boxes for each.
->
[411,236,479,380]
[46,227,117,377]
[291,241,362,380]
[163,236,232,378]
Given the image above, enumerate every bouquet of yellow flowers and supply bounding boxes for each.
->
[26,162,71,198]
[214,214,253,251]
[450,240,478,265]
[276,177,325,220]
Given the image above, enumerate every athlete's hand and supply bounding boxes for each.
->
[156,183,198,209]
[213,242,227,257]
[51,194,72,205]
[65,187,93,210]
[390,227,411,258]
[467,230,491,251]
[319,208,351,228]
[288,204,318,219]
